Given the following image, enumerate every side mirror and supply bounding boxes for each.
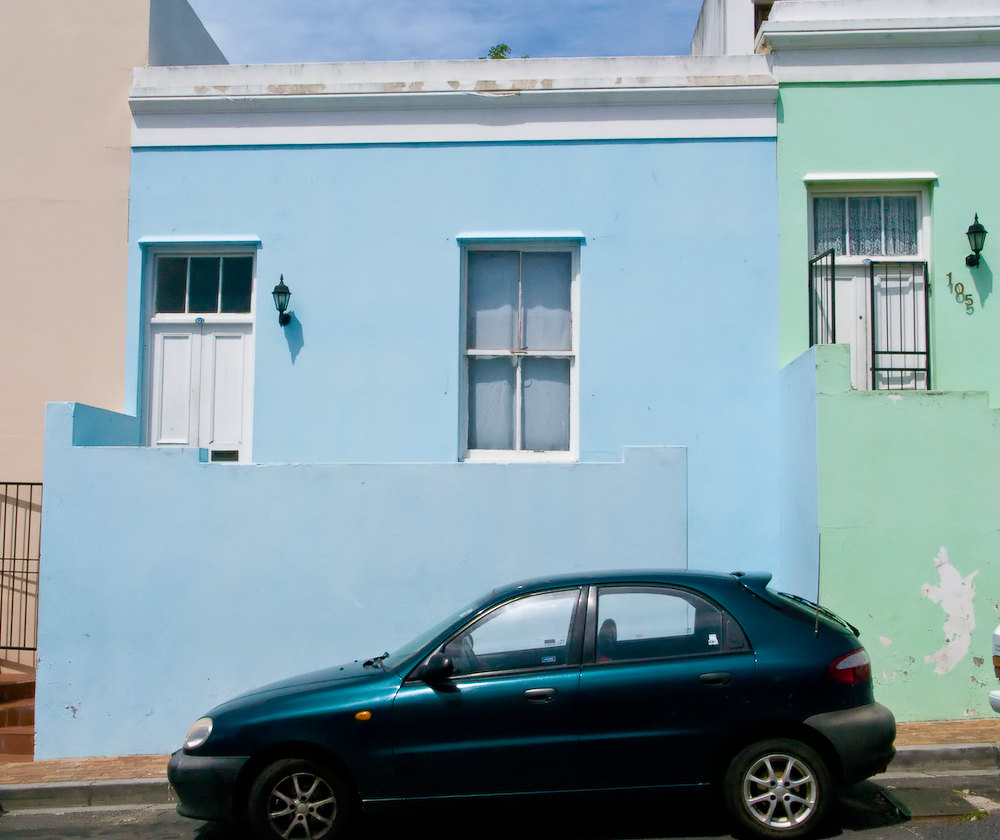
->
[420,652,454,684]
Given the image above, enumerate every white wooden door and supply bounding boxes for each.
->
[832,268,870,390]
[149,323,253,460]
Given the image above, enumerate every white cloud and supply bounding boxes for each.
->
[186,0,703,64]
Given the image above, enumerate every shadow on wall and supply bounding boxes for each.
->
[972,259,993,308]
[284,313,304,363]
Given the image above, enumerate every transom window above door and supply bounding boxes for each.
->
[813,194,920,257]
[154,255,253,315]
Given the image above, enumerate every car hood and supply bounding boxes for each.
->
[210,660,395,714]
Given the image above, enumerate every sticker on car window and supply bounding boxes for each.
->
[708,634,719,646]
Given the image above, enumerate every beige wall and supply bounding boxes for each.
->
[0,0,151,481]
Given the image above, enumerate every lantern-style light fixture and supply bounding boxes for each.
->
[271,275,292,325]
[966,214,988,267]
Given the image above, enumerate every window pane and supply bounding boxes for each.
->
[468,251,517,350]
[155,257,187,313]
[444,589,578,675]
[596,587,725,661]
[884,196,918,256]
[469,357,515,450]
[220,257,253,313]
[522,252,571,350]
[849,197,883,255]
[188,257,221,313]
[813,197,845,255]
[522,357,570,451]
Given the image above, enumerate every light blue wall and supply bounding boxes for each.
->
[38,403,686,757]
[126,139,781,570]
[36,136,784,757]
[778,348,820,598]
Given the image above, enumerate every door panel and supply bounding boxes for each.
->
[578,585,756,790]
[391,668,581,797]
[200,330,250,451]
[391,587,583,797]
[151,331,198,445]
[577,651,755,789]
[149,323,252,459]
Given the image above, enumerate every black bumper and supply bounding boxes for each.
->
[167,749,250,821]
[805,702,896,785]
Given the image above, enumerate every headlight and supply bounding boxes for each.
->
[184,717,213,750]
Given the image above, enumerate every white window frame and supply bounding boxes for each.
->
[142,243,258,462]
[808,183,931,265]
[807,181,932,390]
[459,238,580,463]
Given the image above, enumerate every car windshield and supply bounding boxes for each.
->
[382,594,485,673]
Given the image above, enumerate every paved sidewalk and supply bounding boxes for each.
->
[0,718,996,812]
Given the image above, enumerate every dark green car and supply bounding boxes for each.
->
[168,570,895,840]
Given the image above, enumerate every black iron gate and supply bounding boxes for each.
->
[808,248,836,346]
[869,261,930,390]
[1,483,41,659]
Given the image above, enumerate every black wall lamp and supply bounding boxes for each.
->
[272,275,292,325]
[966,214,988,267]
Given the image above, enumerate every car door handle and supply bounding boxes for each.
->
[524,688,557,704]
[699,672,733,686]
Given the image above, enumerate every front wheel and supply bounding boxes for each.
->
[723,738,833,839]
[248,758,353,840]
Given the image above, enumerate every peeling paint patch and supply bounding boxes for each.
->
[879,636,893,647]
[921,546,978,675]
[886,394,903,402]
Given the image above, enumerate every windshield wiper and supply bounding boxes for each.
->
[363,651,390,669]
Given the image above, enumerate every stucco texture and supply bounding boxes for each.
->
[778,81,1000,722]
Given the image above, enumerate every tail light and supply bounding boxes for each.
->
[993,655,1000,680]
[830,649,871,685]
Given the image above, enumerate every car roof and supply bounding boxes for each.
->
[487,568,772,603]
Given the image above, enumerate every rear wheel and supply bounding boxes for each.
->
[248,758,352,840]
[723,738,832,839]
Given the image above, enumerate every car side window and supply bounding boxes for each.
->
[595,586,747,663]
[441,589,579,676]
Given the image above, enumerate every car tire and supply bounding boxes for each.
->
[723,738,832,839]
[248,757,353,840]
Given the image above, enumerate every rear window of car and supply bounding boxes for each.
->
[769,590,859,636]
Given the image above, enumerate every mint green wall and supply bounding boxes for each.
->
[778,81,1000,721]
[778,81,1000,400]
[812,344,1000,721]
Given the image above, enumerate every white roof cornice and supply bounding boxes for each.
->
[756,2,1000,81]
[758,18,1000,51]
[130,55,778,147]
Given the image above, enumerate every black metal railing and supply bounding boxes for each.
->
[1,483,41,657]
[809,249,836,346]
[808,256,930,391]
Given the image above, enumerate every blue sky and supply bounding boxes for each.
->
[186,0,705,64]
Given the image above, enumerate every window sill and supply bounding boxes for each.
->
[463,450,578,464]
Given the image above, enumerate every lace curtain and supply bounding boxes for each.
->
[813,195,918,256]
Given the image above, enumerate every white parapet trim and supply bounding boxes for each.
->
[756,0,1000,82]
[130,55,778,146]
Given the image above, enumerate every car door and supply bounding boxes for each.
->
[577,584,756,790]
[391,587,584,798]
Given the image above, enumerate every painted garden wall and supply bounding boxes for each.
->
[812,344,1000,721]
[37,128,791,757]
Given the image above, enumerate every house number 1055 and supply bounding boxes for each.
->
[947,272,974,314]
